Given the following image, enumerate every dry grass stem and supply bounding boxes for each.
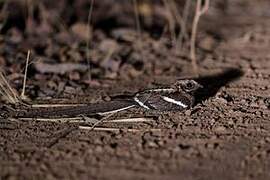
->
[79,126,161,132]
[0,70,19,104]
[107,117,154,123]
[86,112,117,131]
[31,103,86,108]
[97,105,135,115]
[19,117,84,123]
[162,0,177,46]
[21,50,30,100]
[177,0,191,50]
[18,117,154,124]
[190,0,210,77]
[86,0,94,81]
[167,0,188,49]
[132,0,144,61]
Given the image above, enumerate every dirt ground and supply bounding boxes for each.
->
[0,0,270,179]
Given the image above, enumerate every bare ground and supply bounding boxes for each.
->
[0,0,270,180]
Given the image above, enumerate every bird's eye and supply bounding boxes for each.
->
[185,82,194,89]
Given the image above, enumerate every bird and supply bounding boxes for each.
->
[13,80,202,118]
[133,80,202,111]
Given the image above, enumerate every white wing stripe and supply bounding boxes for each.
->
[147,88,175,92]
[134,97,150,109]
[161,96,188,108]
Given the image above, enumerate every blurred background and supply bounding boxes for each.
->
[0,0,268,99]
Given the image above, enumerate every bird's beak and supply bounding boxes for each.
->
[198,84,203,88]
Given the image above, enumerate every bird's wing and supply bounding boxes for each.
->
[134,91,193,111]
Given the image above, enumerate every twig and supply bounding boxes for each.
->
[19,117,154,124]
[21,50,30,100]
[79,126,161,133]
[97,105,135,115]
[162,0,177,46]
[177,0,191,50]
[31,103,86,108]
[86,0,94,81]
[132,0,144,61]
[0,70,19,104]
[190,0,210,77]
[19,117,86,123]
[86,112,116,131]
[107,117,153,123]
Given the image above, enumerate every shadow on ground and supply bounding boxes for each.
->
[194,68,244,104]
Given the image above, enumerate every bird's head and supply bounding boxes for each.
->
[173,80,202,93]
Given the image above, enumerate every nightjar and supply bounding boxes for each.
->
[133,80,202,111]
[12,80,202,118]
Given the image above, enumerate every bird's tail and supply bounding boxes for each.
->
[15,100,136,118]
